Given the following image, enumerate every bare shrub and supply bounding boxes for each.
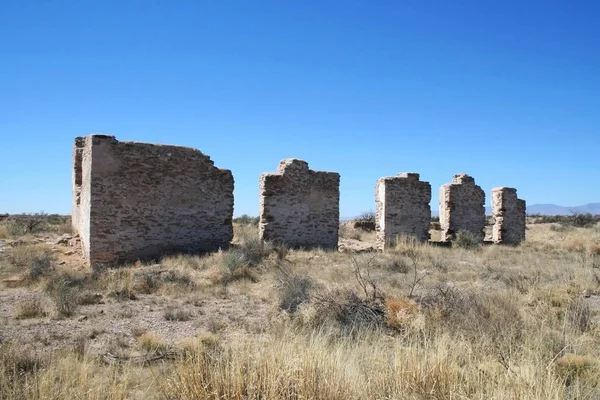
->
[357,210,376,223]
[309,257,385,333]
[311,288,385,333]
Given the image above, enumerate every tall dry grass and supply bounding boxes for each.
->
[1,222,599,399]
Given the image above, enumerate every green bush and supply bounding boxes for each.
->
[453,230,482,249]
[233,214,260,225]
[45,274,79,317]
[528,213,600,228]
[236,238,272,268]
[276,268,313,313]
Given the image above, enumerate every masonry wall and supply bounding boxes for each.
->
[72,134,234,266]
[259,159,340,249]
[439,174,486,242]
[375,173,431,248]
[492,187,526,244]
[71,137,85,231]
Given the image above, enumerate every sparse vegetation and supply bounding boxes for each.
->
[164,307,192,321]
[1,220,600,399]
[452,229,482,249]
[0,213,71,238]
[138,332,169,353]
[14,297,47,319]
[232,214,260,225]
[275,265,313,313]
[45,274,80,317]
[529,212,600,228]
[356,210,375,222]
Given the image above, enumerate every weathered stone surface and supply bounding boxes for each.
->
[492,187,526,244]
[439,174,485,242]
[375,173,431,249]
[72,135,234,267]
[259,159,339,249]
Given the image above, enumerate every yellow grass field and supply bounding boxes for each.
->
[1,216,600,399]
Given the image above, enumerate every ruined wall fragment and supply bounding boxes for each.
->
[439,174,485,242]
[375,173,431,249]
[259,159,339,249]
[72,134,234,266]
[492,187,526,244]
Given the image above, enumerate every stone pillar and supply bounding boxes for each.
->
[492,187,526,244]
[259,159,340,249]
[71,137,86,233]
[375,173,431,249]
[439,174,485,242]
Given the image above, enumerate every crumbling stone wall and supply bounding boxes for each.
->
[259,159,339,249]
[492,187,526,244]
[72,134,234,266]
[439,174,485,242]
[71,137,85,232]
[375,173,431,249]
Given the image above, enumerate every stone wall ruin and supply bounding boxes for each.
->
[439,174,486,242]
[259,159,340,249]
[72,134,234,266]
[492,187,526,244]
[375,173,431,248]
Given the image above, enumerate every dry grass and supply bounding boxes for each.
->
[14,297,47,319]
[6,244,54,270]
[138,332,170,353]
[1,222,600,399]
[164,307,192,322]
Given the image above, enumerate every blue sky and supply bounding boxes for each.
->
[1,1,598,217]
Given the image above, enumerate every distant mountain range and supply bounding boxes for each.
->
[483,203,599,216]
[522,203,600,216]
[346,203,600,220]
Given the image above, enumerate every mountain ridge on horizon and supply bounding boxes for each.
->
[344,203,600,220]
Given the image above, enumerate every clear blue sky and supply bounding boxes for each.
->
[1,1,598,217]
